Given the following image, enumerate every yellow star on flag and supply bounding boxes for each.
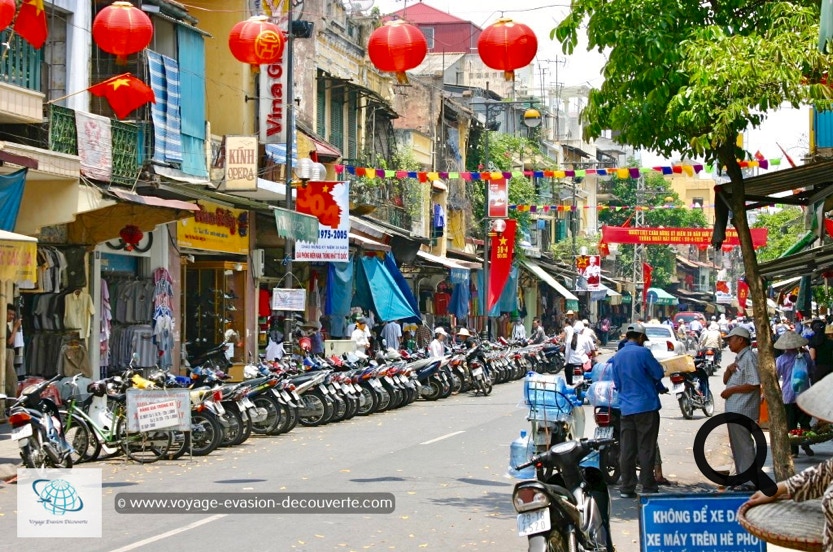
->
[26,0,44,14]
[499,237,507,246]
[109,78,132,90]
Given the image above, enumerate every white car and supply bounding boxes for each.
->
[643,324,686,361]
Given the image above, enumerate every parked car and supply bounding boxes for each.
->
[643,323,686,361]
[673,311,706,330]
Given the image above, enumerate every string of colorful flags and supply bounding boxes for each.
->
[333,158,782,182]
[509,203,716,212]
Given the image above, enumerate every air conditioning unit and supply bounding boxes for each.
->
[252,249,265,278]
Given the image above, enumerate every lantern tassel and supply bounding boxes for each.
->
[503,70,514,81]
[116,55,129,65]
[251,64,261,74]
[395,71,409,85]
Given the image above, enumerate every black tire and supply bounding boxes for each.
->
[601,443,621,484]
[236,413,253,444]
[679,394,694,420]
[166,431,190,460]
[450,372,462,394]
[282,404,299,433]
[61,411,99,464]
[421,377,442,401]
[343,394,359,419]
[268,400,292,435]
[299,391,332,426]
[438,375,452,399]
[219,406,244,447]
[190,410,223,456]
[376,388,392,411]
[357,385,380,415]
[703,390,715,417]
[250,394,282,435]
[329,393,348,423]
[116,418,171,464]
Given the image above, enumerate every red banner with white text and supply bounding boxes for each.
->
[488,219,516,312]
[602,226,767,247]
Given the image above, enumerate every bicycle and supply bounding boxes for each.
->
[60,374,172,464]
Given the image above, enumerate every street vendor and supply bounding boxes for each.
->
[746,373,833,550]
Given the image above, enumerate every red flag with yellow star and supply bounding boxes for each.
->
[14,0,48,49]
[488,218,516,312]
[89,73,155,119]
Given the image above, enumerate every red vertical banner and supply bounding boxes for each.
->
[737,279,749,313]
[487,179,509,218]
[488,218,516,312]
[642,262,652,310]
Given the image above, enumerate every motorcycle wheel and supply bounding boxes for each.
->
[438,376,453,399]
[483,380,493,396]
[190,411,223,456]
[250,394,281,435]
[376,388,392,411]
[450,372,462,394]
[219,407,244,447]
[421,377,442,401]
[679,394,694,420]
[703,390,715,417]
[236,414,253,445]
[601,443,621,484]
[357,386,380,415]
[299,391,332,426]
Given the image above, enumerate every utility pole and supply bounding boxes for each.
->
[283,0,295,354]
[631,175,645,321]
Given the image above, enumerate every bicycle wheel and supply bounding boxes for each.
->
[116,418,172,464]
[60,410,100,464]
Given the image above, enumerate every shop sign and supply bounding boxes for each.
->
[126,389,191,432]
[0,239,37,283]
[259,1,289,144]
[294,181,350,262]
[487,179,508,218]
[223,135,258,192]
[177,200,249,255]
[575,254,601,291]
[271,288,306,311]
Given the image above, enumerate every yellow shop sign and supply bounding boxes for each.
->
[177,201,250,254]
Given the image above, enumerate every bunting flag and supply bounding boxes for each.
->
[89,73,156,120]
[642,263,652,310]
[14,0,48,49]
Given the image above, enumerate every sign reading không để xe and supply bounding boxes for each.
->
[601,226,767,247]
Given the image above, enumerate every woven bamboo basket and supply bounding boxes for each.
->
[738,499,824,552]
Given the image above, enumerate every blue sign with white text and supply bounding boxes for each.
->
[639,493,766,552]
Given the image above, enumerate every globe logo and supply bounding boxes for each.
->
[32,479,84,515]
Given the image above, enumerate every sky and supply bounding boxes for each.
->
[371,0,811,171]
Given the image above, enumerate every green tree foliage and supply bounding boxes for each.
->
[553,0,833,480]
[752,207,805,263]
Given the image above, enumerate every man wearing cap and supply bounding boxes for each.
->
[746,372,833,550]
[611,322,667,498]
[429,327,448,358]
[722,325,761,487]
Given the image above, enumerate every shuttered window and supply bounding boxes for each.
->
[329,85,344,151]
[316,77,327,136]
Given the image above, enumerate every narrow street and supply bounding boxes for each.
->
[0,348,821,551]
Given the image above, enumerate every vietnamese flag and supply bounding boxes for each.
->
[89,73,155,120]
[642,262,652,309]
[737,279,750,313]
[14,0,48,50]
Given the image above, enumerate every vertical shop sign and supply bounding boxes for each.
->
[259,0,289,144]
[177,200,249,255]
[294,181,350,261]
[488,218,516,311]
[223,135,258,191]
[487,179,508,218]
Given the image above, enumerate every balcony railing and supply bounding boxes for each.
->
[49,105,141,185]
[0,31,42,91]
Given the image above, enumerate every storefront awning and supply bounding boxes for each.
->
[646,287,678,306]
[349,232,390,252]
[67,190,199,245]
[355,253,420,322]
[297,126,342,162]
[416,250,470,271]
[519,259,579,302]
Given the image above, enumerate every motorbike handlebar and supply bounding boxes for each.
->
[513,437,617,470]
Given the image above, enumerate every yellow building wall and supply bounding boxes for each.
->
[667,174,716,225]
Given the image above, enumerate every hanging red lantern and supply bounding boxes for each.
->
[367,20,427,84]
[228,15,285,73]
[119,225,143,251]
[92,2,154,65]
[477,18,537,81]
[0,0,15,30]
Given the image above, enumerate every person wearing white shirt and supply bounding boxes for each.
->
[352,318,370,353]
[381,319,403,351]
[511,318,527,342]
[564,321,595,385]
[689,318,704,337]
[429,327,448,358]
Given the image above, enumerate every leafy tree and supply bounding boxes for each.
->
[752,207,806,263]
[554,0,833,479]
[599,172,707,288]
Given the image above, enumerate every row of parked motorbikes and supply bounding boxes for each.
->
[2,335,567,468]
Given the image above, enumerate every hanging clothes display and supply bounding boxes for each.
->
[35,246,68,293]
[64,289,95,339]
[432,203,445,238]
[101,276,157,370]
[100,278,112,370]
[152,268,175,368]
[59,339,89,377]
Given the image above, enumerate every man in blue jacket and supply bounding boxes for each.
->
[612,322,667,498]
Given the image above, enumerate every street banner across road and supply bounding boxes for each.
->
[602,226,767,247]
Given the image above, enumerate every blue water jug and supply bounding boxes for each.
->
[508,430,535,479]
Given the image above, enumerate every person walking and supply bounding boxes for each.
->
[429,327,448,358]
[564,321,594,386]
[774,330,815,457]
[808,322,833,384]
[610,322,667,498]
[351,317,370,354]
[721,326,761,490]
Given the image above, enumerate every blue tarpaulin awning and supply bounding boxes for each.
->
[354,253,420,322]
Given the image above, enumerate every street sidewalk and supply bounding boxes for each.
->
[0,422,19,482]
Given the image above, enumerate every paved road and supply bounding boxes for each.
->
[0,348,824,551]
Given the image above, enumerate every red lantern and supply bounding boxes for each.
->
[92,2,154,65]
[477,18,537,81]
[119,225,143,251]
[367,20,427,84]
[228,16,285,73]
[0,0,15,30]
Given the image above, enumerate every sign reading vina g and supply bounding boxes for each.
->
[272,287,306,311]
[294,181,350,262]
[126,389,191,433]
[639,493,765,552]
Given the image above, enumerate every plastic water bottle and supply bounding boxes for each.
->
[508,430,535,479]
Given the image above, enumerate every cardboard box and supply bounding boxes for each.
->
[659,354,696,376]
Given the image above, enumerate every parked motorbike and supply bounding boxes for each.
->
[695,346,720,376]
[670,360,714,419]
[5,375,73,468]
[513,437,615,552]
